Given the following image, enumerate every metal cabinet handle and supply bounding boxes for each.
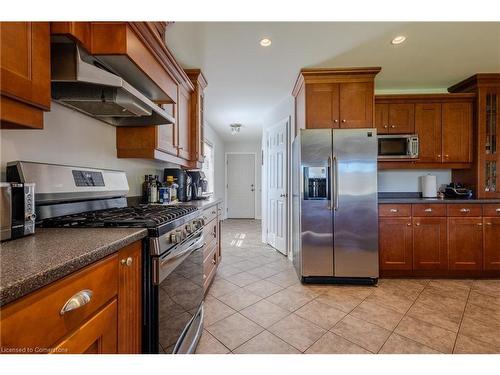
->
[424,208,433,212]
[341,119,346,123]
[486,222,492,226]
[407,223,411,226]
[333,119,338,123]
[384,125,388,129]
[444,155,449,158]
[477,223,483,226]
[415,222,420,226]
[460,208,471,213]
[391,125,396,128]
[390,208,398,213]
[121,257,133,266]
[437,154,441,158]
[496,208,500,213]
[60,289,93,315]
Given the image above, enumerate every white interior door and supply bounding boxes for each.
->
[226,153,255,218]
[266,120,287,255]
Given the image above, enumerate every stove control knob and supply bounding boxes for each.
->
[185,224,193,233]
[177,229,185,241]
[169,233,179,244]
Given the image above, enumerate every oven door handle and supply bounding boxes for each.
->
[162,230,204,264]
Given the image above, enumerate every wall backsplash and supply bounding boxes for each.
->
[1,103,179,197]
[378,170,452,193]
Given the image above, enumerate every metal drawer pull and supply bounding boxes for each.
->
[60,289,93,315]
[496,208,500,212]
[407,223,411,226]
[120,257,133,266]
[486,222,492,226]
[477,223,483,226]
[389,208,398,213]
[424,208,433,212]
[460,208,471,213]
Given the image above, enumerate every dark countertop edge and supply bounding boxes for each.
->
[182,197,223,210]
[0,229,147,307]
[378,198,500,204]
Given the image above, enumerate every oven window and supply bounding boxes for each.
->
[378,138,407,156]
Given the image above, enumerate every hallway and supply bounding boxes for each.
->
[196,219,500,354]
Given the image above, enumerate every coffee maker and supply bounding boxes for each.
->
[187,170,209,200]
[163,168,192,202]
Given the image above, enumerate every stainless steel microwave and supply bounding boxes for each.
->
[378,134,419,159]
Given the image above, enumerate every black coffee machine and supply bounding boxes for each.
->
[187,170,208,200]
[163,168,192,202]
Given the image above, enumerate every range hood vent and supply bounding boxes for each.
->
[51,42,175,126]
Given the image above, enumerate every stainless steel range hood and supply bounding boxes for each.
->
[51,42,175,126]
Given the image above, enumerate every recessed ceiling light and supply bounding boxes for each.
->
[259,38,272,47]
[391,35,407,45]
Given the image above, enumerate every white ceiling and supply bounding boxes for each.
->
[166,22,500,141]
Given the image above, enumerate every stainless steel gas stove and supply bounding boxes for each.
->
[7,161,206,354]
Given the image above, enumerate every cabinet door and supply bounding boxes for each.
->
[413,217,447,270]
[379,217,413,270]
[388,104,415,133]
[448,218,483,271]
[339,82,374,128]
[52,300,118,354]
[484,217,500,270]
[118,242,142,354]
[415,103,442,163]
[306,83,339,128]
[442,102,472,163]
[1,22,50,129]
[177,85,191,160]
[375,104,389,134]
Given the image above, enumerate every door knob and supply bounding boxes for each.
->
[280,194,287,197]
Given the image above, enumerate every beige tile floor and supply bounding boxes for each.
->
[196,219,500,354]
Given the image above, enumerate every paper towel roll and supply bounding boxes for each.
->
[422,174,437,198]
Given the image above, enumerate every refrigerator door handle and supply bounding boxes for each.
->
[328,155,333,210]
[333,155,339,211]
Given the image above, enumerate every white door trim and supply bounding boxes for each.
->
[263,116,291,255]
[224,152,258,219]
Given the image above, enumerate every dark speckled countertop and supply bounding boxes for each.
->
[0,228,147,307]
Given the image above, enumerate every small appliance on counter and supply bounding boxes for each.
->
[0,182,35,241]
[421,174,437,198]
[444,183,473,199]
[187,170,210,200]
[164,168,192,202]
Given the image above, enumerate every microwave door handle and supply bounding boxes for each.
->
[333,156,339,211]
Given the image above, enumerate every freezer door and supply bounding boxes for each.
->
[332,129,378,278]
[299,129,334,277]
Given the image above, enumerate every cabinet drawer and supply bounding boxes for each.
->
[203,245,218,292]
[0,254,118,350]
[203,219,218,247]
[202,205,218,224]
[379,204,411,217]
[412,204,446,217]
[203,237,217,262]
[483,204,500,216]
[447,205,482,217]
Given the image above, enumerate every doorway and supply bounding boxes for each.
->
[225,153,256,218]
[265,117,289,255]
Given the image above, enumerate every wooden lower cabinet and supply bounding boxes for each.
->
[484,217,500,270]
[52,300,118,354]
[448,217,483,271]
[379,217,413,271]
[412,217,447,270]
[0,241,142,354]
[202,204,222,293]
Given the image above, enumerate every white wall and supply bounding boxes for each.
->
[204,123,226,210]
[378,170,452,193]
[2,103,188,196]
[224,139,262,220]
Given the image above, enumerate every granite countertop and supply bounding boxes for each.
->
[378,193,500,204]
[182,197,223,210]
[0,228,147,307]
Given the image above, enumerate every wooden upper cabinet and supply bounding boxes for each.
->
[50,22,92,48]
[339,82,374,128]
[448,217,483,271]
[375,103,389,134]
[484,217,500,271]
[186,69,208,167]
[379,217,413,271]
[412,217,447,270]
[306,83,339,129]
[293,67,381,132]
[442,102,472,163]
[415,103,442,162]
[388,104,415,133]
[177,85,191,160]
[1,22,51,129]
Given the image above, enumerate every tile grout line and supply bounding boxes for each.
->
[451,283,473,354]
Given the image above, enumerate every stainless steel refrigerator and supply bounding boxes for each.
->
[292,129,379,284]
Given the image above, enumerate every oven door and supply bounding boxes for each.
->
[155,230,205,354]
